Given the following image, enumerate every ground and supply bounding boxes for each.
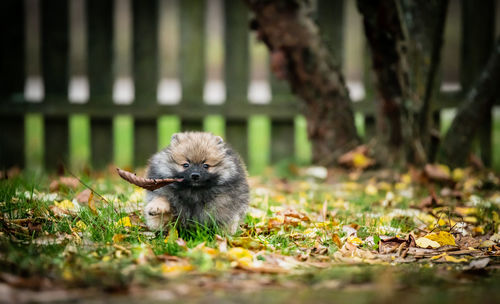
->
[1,164,499,303]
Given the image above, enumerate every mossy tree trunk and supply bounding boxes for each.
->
[244,0,360,166]
[442,39,500,167]
[357,0,448,166]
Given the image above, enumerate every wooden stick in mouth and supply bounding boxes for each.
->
[116,168,183,191]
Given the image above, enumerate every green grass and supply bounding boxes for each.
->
[1,166,499,298]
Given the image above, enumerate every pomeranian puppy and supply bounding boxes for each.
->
[144,132,249,233]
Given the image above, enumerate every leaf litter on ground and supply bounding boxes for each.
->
[0,164,500,302]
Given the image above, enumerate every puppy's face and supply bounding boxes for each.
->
[167,132,229,187]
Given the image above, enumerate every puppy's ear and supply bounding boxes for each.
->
[170,133,180,145]
[215,136,224,144]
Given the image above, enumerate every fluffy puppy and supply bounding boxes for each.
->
[144,132,249,233]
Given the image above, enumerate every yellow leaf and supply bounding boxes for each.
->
[473,226,484,234]
[430,253,446,260]
[75,220,87,231]
[112,234,126,243]
[452,168,465,182]
[455,207,476,216]
[377,182,392,191]
[163,229,179,245]
[365,184,378,196]
[202,247,218,256]
[395,182,407,190]
[401,173,412,184]
[332,234,342,248]
[347,236,363,246]
[353,153,372,169]
[88,191,97,215]
[464,217,478,224]
[115,216,132,227]
[62,266,73,281]
[444,255,467,263]
[479,240,496,248]
[438,164,451,176]
[161,263,193,275]
[227,247,253,267]
[54,199,77,211]
[424,231,456,246]
[416,237,441,249]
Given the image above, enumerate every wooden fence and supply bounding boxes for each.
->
[0,0,498,172]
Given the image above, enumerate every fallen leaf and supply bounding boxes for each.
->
[489,233,500,243]
[332,234,342,248]
[115,216,132,228]
[161,262,194,276]
[424,231,456,246]
[416,237,441,249]
[227,247,254,267]
[424,164,451,182]
[365,184,378,196]
[346,236,363,246]
[112,234,126,243]
[88,191,97,215]
[74,220,87,231]
[75,189,92,205]
[444,255,467,263]
[49,176,80,192]
[479,240,496,248]
[54,199,79,211]
[338,145,375,169]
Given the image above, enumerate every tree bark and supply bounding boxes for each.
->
[244,0,360,165]
[357,0,448,166]
[442,39,500,167]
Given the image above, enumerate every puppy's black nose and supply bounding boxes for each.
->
[190,172,200,181]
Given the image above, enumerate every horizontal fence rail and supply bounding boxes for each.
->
[0,0,497,173]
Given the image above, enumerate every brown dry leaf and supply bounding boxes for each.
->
[378,236,407,254]
[112,234,126,243]
[281,208,310,222]
[337,145,375,170]
[419,188,439,209]
[455,235,480,249]
[424,164,452,183]
[75,189,92,205]
[49,176,80,192]
[49,204,75,217]
[88,191,97,215]
[332,234,342,248]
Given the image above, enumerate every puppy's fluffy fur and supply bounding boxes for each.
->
[144,132,249,233]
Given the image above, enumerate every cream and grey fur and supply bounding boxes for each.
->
[144,132,249,233]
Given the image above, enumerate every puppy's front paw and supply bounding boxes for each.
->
[144,196,173,230]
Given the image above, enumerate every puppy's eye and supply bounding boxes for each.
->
[202,163,209,169]
[182,163,189,168]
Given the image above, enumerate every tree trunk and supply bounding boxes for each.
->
[442,39,500,167]
[244,0,360,165]
[357,0,448,166]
